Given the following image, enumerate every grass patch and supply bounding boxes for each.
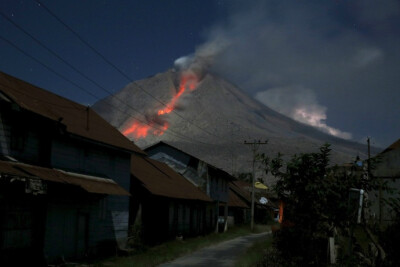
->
[234,234,273,267]
[94,224,271,267]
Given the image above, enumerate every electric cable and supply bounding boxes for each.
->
[34,0,222,139]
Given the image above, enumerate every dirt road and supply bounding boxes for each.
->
[159,231,271,267]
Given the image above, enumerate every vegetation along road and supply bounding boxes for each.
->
[158,231,271,267]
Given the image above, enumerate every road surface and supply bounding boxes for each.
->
[159,231,271,267]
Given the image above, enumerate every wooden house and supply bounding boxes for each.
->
[0,72,145,265]
[130,154,212,244]
[370,139,400,225]
[144,141,232,232]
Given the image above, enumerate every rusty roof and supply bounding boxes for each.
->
[0,71,144,155]
[228,188,249,208]
[131,154,212,202]
[0,160,130,196]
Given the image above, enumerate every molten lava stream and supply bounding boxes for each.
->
[122,70,200,139]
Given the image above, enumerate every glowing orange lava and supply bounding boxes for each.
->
[157,71,198,115]
[122,71,199,139]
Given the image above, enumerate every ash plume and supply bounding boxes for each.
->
[174,36,230,81]
[173,0,400,144]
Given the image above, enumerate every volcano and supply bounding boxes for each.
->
[92,69,373,182]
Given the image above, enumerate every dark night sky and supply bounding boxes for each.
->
[0,0,399,148]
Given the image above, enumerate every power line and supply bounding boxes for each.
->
[0,10,220,145]
[0,34,98,102]
[0,11,146,120]
[34,0,221,139]
[0,34,215,145]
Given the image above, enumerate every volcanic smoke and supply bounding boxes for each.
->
[122,70,200,139]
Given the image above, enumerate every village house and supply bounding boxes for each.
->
[0,72,146,265]
[130,154,212,244]
[144,141,232,232]
[370,138,400,225]
[229,180,278,224]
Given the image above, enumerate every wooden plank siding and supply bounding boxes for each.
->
[43,194,105,261]
[50,137,132,246]
[136,196,211,244]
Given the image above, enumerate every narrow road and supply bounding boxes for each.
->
[159,231,271,267]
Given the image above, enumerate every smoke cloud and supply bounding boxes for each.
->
[174,36,230,80]
[175,0,400,145]
[256,87,352,139]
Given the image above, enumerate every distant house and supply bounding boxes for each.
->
[144,141,232,232]
[130,154,212,244]
[229,180,278,224]
[370,139,400,225]
[0,72,145,265]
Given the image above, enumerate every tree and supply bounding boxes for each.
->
[258,144,400,266]
[260,144,366,265]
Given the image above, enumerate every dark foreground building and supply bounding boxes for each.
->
[0,72,145,265]
[130,154,212,244]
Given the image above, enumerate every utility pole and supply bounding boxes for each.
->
[244,140,268,231]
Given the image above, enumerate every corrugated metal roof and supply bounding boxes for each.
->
[228,188,249,208]
[0,71,145,155]
[0,160,130,196]
[131,154,212,202]
[145,141,234,180]
[55,170,130,195]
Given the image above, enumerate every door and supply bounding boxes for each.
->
[76,213,88,258]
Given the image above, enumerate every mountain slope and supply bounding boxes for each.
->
[93,69,374,182]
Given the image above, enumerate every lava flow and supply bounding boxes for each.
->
[122,70,199,139]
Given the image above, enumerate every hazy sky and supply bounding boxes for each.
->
[1,0,399,148]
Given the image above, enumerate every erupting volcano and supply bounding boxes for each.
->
[122,70,200,139]
[93,68,373,177]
